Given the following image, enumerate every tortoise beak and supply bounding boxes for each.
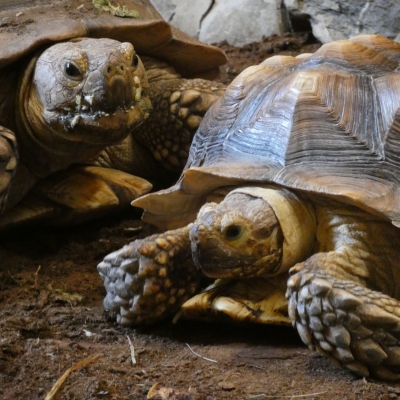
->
[189,223,254,279]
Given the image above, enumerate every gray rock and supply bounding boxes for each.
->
[291,0,400,43]
[150,0,176,22]
[150,0,213,38]
[199,0,287,46]
[151,0,288,46]
[151,0,400,46]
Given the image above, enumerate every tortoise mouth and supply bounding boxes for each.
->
[57,82,150,130]
[192,241,261,279]
[58,95,150,130]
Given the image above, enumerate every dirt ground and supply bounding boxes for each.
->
[2,27,400,399]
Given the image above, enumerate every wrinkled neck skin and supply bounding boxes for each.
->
[16,60,107,179]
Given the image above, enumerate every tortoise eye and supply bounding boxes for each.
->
[63,62,83,80]
[224,224,243,241]
[131,54,139,69]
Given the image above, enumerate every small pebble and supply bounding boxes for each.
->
[218,382,235,391]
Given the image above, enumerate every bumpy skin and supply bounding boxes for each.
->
[96,58,225,180]
[286,200,400,380]
[0,46,224,228]
[98,35,400,381]
[99,188,400,380]
[98,225,201,325]
[98,188,290,326]
[0,128,17,212]
[0,38,151,219]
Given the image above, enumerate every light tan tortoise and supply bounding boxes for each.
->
[98,34,400,381]
[0,0,226,229]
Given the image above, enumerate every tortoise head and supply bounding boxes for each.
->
[23,38,151,147]
[190,186,316,279]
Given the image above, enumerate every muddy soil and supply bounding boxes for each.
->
[1,26,400,400]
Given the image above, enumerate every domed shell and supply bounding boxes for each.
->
[0,0,226,79]
[134,35,400,230]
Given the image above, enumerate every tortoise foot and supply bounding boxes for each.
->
[0,127,18,212]
[286,262,400,380]
[0,166,152,230]
[97,225,201,325]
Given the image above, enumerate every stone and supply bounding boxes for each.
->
[149,0,176,22]
[288,0,400,43]
[200,0,287,46]
[151,0,289,46]
[151,0,400,46]
[150,0,213,38]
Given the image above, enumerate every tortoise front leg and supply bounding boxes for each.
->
[0,166,152,231]
[0,127,18,213]
[97,224,201,325]
[285,200,400,380]
[135,77,225,172]
[286,254,400,380]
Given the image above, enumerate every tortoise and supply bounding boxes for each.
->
[0,0,226,229]
[98,34,400,380]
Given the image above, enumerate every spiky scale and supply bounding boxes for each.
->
[329,288,363,309]
[359,304,400,327]
[353,339,388,365]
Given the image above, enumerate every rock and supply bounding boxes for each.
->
[199,0,287,46]
[151,0,400,45]
[151,0,213,39]
[149,0,176,23]
[217,381,235,391]
[151,0,289,46]
[289,0,400,43]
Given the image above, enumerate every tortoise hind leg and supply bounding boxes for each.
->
[286,254,400,381]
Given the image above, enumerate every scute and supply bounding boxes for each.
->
[133,35,400,229]
[0,0,226,79]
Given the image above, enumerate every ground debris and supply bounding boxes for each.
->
[147,383,206,400]
[44,354,101,400]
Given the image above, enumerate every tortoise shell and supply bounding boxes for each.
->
[0,0,226,79]
[133,35,400,229]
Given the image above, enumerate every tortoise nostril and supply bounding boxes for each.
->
[107,66,112,74]
[132,54,139,68]
[224,225,243,241]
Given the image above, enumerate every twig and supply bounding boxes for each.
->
[44,354,100,400]
[34,265,41,288]
[7,271,22,286]
[185,343,218,363]
[127,335,136,365]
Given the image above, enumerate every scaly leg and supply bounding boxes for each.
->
[286,254,400,380]
[0,166,152,230]
[97,68,225,180]
[98,224,201,325]
[0,127,18,213]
